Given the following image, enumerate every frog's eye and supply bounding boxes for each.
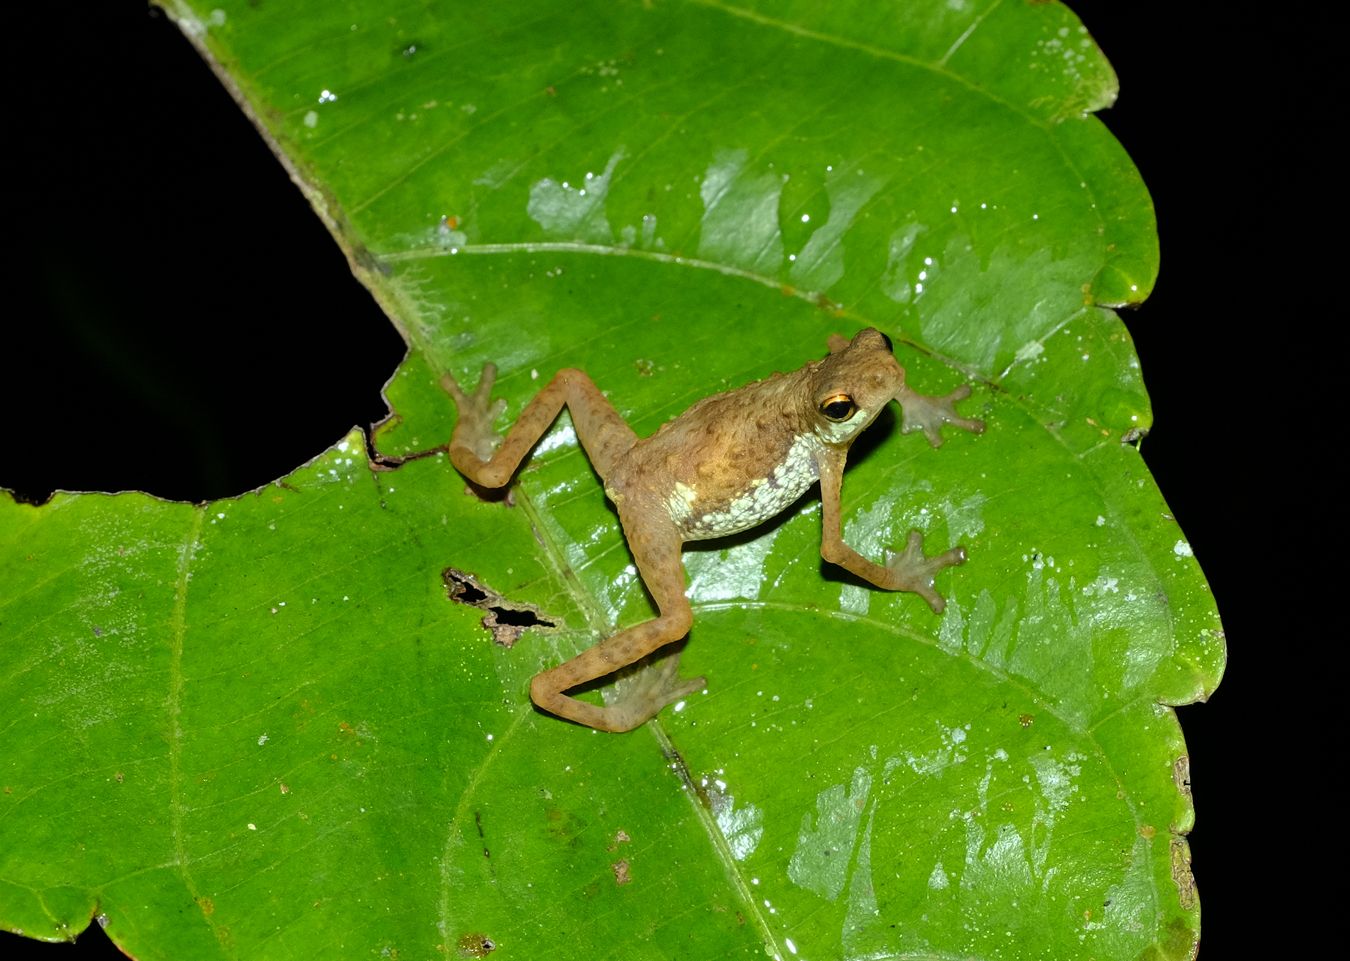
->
[818,394,858,422]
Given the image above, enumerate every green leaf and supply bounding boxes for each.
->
[1,2,1223,959]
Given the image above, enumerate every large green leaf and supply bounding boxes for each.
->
[1,2,1223,959]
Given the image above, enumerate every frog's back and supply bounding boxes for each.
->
[611,367,823,540]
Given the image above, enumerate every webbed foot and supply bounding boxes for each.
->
[609,648,706,730]
[442,364,508,461]
[897,384,985,447]
[887,529,967,613]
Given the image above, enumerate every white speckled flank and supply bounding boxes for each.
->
[682,435,821,539]
[664,481,701,528]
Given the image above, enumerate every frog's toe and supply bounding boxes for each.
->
[667,673,708,703]
[440,371,468,404]
[887,529,967,613]
[471,362,499,402]
[442,363,499,409]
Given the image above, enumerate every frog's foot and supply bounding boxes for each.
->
[441,363,508,462]
[896,384,985,447]
[609,648,706,730]
[887,529,967,614]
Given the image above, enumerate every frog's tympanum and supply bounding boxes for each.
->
[442,329,983,732]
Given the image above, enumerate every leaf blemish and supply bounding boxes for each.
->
[443,568,557,647]
[456,932,497,958]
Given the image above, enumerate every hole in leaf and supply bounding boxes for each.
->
[443,568,556,648]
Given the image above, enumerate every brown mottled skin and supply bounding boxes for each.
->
[442,329,984,732]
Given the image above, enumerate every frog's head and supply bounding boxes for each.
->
[809,328,906,445]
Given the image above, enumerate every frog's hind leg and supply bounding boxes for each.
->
[442,366,637,488]
[529,516,705,732]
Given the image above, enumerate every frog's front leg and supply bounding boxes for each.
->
[529,513,706,732]
[441,364,638,487]
[816,450,967,613]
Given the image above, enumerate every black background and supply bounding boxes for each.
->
[3,2,1320,958]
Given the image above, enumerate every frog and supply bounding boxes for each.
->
[441,328,984,732]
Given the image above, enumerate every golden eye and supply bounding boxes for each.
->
[818,394,857,422]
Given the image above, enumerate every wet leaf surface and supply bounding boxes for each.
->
[1,2,1223,958]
